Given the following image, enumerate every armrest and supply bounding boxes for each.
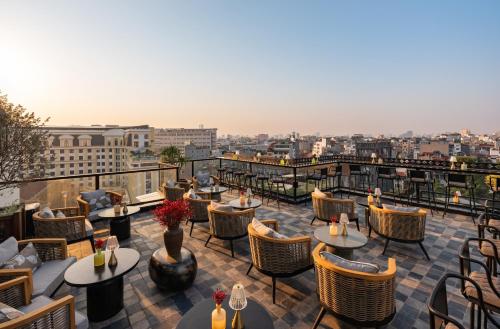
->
[0,270,33,298]
[76,196,90,217]
[107,191,123,205]
[18,238,68,261]
[0,276,31,308]
[50,207,80,217]
[259,219,278,231]
[0,295,76,329]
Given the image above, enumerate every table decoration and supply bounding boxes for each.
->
[367,188,374,204]
[154,200,192,260]
[449,156,457,170]
[113,204,121,215]
[106,235,119,268]
[93,239,105,268]
[329,215,338,235]
[374,188,382,206]
[453,191,461,204]
[212,288,227,329]
[340,213,349,236]
[229,283,247,329]
[371,153,377,164]
[239,191,246,206]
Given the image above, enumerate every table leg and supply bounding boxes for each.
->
[110,216,131,241]
[86,277,124,322]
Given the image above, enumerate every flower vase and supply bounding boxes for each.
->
[211,303,226,329]
[94,249,105,268]
[341,223,348,236]
[163,225,183,260]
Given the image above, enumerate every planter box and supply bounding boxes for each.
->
[0,205,25,242]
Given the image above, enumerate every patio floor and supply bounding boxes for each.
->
[57,190,492,329]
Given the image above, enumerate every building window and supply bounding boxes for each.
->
[79,170,83,174]
[70,156,74,161]
[70,164,74,168]
[79,156,83,160]
[70,170,74,175]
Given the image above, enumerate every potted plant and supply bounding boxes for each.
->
[154,200,192,260]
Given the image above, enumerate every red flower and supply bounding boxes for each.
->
[212,288,226,305]
[154,200,192,228]
[330,215,338,223]
[368,187,372,194]
[95,239,105,249]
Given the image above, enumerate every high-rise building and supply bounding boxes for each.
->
[153,128,217,154]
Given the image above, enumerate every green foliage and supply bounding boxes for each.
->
[160,146,185,165]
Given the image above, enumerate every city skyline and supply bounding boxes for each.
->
[1,1,499,135]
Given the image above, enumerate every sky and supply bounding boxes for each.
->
[0,1,499,136]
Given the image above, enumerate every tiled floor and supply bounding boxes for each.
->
[57,191,497,328]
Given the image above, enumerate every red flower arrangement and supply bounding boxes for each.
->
[94,239,105,250]
[154,200,192,228]
[212,288,226,305]
[330,215,338,224]
[368,187,372,194]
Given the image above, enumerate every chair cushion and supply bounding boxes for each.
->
[195,172,211,187]
[0,237,18,265]
[312,187,327,198]
[382,204,420,213]
[32,257,77,297]
[2,242,42,273]
[187,189,200,200]
[210,201,233,213]
[55,211,66,218]
[320,251,380,273]
[87,210,101,222]
[85,219,94,236]
[80,189,111,212]
[251,218,287,239]
[465,271,500,309]
[166,180,175,188]
[0,301,24,323]
[39,207,55,219]
[19,295,88,329]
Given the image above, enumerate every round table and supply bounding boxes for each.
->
[314,226,368,260]
[199,186,228,201]
[64,248,140,322]
[228,198,262,210]
[176,298,274,329]
[149,247,197,291]
[98,206,140,241]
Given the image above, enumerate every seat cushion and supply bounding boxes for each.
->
[1,242,42,272]
[312,187,327,198]
[0,237,18,265]
[480,239,499,258]
[0,301,24,323]
[32,257,76,297]
[87,210,101,222]
[19,295,88,329]
[320,251,380,273]
[382,204,420,214]
[465,271,500,309]
[251,218,287,239]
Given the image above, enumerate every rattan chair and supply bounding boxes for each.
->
[163,184,185,201]
[311,192,360,230]
[183,193,211,237]
[369,205,429,260]
[76,190,122,220]
[247,219,313,303]
[428,272,499,329]
[312,243,396,328]
[477,220,499,276]
[206,205,254,258]
[32,207,95,252]
[459,238,500,324]
[0,276,87,329]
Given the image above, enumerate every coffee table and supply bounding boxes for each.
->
[314,226,368,260]
[228,198,262,210]
[176,298,274,329]
[64,248,140,322]
[98,206,140,241]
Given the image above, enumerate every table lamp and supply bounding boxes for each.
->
[106,235,119,268]
[371,153,377,164]
[229,283,247,329]
[449,156,457,170]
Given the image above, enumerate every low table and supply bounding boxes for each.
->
[64,248,140,322]
[98,206,140,241]
[228,198,262,210]
[314,226,368,260]
[149,247,197,291]
[176,298,274,329]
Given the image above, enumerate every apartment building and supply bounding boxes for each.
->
[153,128,217,154]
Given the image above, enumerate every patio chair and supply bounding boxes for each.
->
[477,220,499,276]
[163,184,186,201]
[312,243,396,328]
[183,193,211,237]
[311,191,359,230]
[76,189,122,221]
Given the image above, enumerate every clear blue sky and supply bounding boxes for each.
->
[0,1,499,135]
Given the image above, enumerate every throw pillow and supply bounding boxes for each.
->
[187,189,200,199]
[313,187,327,198]
[80,189,107,211]
[2,242,42,272]
[95,194,112,209]
[55,211,66,218]
[39,207,55,219]
[0,237,18,265]
[382,204,420,213]
[251,218,287,239]
[320,251,380,273]
[166,180,175,188]
[0,302,24,323]
[210,201,233,212]
[195,171,211,187]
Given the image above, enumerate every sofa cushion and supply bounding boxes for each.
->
[85,219,94,236]
[312,187,327,198]
[55,210,66,218]
[0,237,18,265]
[195,172,211,187]
[382,204,420,213]
[39,207,55,219]
[251,218,288,239]
[0,301,24,323]
[166,180,175,188]
[19,295,88,329]
[187,189,200,200]
[320,251,380,273]
[32,257,77,297]
[87,210,101,222]
[2,242,42,273]
[210,201,233,213]
[80,189,111,212]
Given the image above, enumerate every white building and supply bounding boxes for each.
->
[153,128,217,153]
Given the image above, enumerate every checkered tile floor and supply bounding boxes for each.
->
[55,191,497,328]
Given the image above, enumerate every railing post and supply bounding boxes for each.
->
[191,160,195,178]
[176,166,180,182]
[293,167,298,203]
[95,174,99,190]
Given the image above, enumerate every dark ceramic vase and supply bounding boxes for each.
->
[163,224,183,260]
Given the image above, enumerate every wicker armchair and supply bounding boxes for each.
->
[478,220,499,276]
[247,219,313,303]
[311,192,359,230]
[183,194,211,237]
[76,190,122,220]
[369,205,429,260]
[206,205,255,258]
[312,243,396,328]
[32,207,95,252]
[163,184,185,201]
[0,239,70,297]
[0,276,87,329]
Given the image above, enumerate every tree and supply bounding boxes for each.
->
[0,92,48,194]
[160,146,186,165]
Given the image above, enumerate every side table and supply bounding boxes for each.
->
[149,247,197,291]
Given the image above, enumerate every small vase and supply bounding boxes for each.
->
[163,225,183,260]
[122,203,128,214]
[341,223,348,236]
[239,196,246,206]
[94,249,105,268]
[367,195,374,204]
[211,303,226,329]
